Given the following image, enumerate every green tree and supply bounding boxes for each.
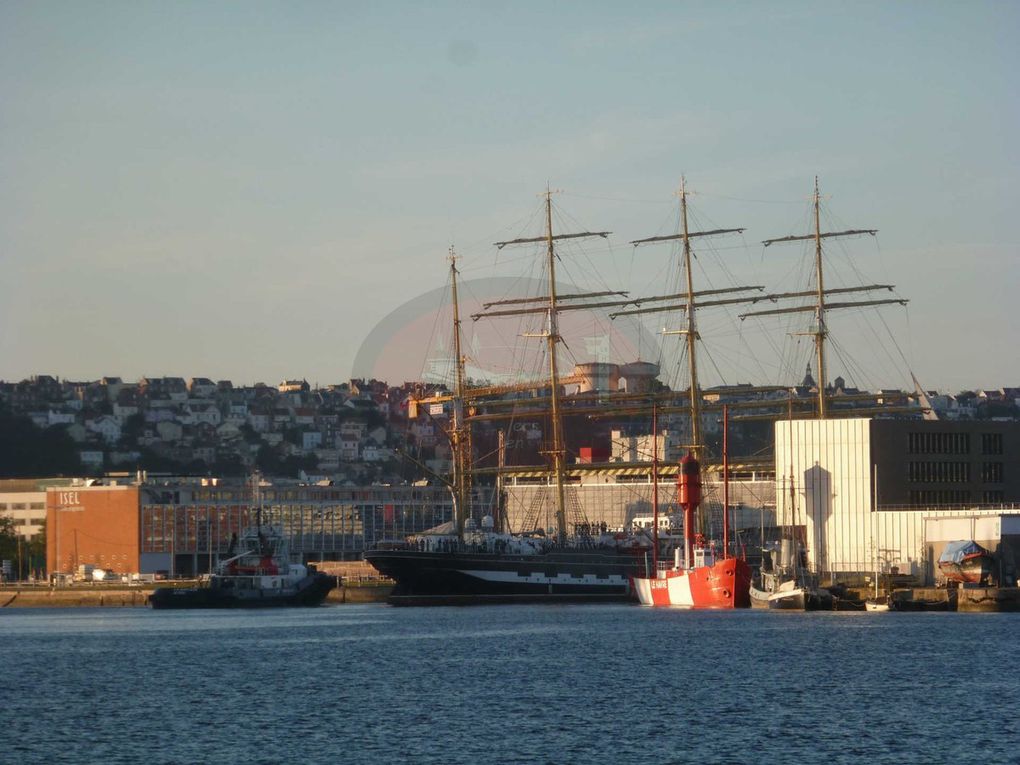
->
[0,514,18,579]
[0,407,80,477]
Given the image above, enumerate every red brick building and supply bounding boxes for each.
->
[46,485,140,575]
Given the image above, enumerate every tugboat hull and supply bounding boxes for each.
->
[148,572,336,610]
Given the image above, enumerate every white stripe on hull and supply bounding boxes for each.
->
[634,572,696,607]
[458,569,628,587]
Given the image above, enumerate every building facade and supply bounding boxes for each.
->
[45,479,490,577]
[775,418,1020,580]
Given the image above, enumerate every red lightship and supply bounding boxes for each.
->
[632,411,750,609]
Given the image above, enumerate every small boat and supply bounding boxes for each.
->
[937,540,996,585]
[749,541,834,611]
[148,524,336,609]
[865,595,891,612]
[864,528,891,612]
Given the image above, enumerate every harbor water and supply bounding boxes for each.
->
[1,605,1017,765]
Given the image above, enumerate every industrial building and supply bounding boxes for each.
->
[775,418,1020,582]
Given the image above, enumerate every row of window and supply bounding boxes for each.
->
[908,462,970,483]
[908,489,971,505]
[907,432,1006,455]
[907,461,1004,484]
[908,432,970,455]
[912,489,1016,505]
[0,502,46,510]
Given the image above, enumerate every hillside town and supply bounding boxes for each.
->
[2,372,1018,484]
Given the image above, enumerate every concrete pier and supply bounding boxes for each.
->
[0,587,152,608]
[956,586,1020,612]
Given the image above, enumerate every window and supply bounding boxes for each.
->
[29,502,45,510]
[908,432,971,455]
[909,489,971,505]
[908,462,970,483]
[981,433,1003,455]
[981,462,1003,483]
[983,490,1005,503]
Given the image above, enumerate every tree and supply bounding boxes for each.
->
[0,406,80,477]
[0,515,18,579]
[121,412,146,442]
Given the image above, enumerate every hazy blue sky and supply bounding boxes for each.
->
[2,1,1016,391]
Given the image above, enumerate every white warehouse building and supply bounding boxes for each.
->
[775,418,1020,582]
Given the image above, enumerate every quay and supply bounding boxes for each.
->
[874,586,1020,612]
[1,562,393,608]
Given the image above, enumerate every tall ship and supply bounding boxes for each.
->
[367,178,913,607]
[367,183,767,605]
[365,191,656,604]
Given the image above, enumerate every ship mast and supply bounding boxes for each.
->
[542,192,569,544]
[679,179,703,456]
[811,179,828,418]
[479,190,612,544]
[448,249,471,538]
[614,177,756,459]
[741,177,907,418]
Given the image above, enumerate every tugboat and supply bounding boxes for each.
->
[149,521,336,609]
[748,541,834,610]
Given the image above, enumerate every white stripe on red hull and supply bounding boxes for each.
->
[633,558,751,609]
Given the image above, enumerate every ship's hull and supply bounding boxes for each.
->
[754,584,834,611]
[364,547,642,606]
[749,581,771,609]
[938,555,995,585]
[632,558,751,608]
[148,572,336,609]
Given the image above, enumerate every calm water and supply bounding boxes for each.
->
[1,605,1017,765]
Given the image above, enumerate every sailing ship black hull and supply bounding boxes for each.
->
[365,547,644,606]
[148,572,336,610]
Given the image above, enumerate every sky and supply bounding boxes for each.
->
[1,1,1017,392]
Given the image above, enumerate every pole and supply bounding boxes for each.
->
[651,404,659,573]
[450,251,469,538]
[723,404,730,560]
[544,190,568,544]
[813,177,828,419]
[679,178,702,459]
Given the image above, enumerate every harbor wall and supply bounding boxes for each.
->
[1,587,151,608]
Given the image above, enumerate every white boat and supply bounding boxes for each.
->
[865,595,891,612]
